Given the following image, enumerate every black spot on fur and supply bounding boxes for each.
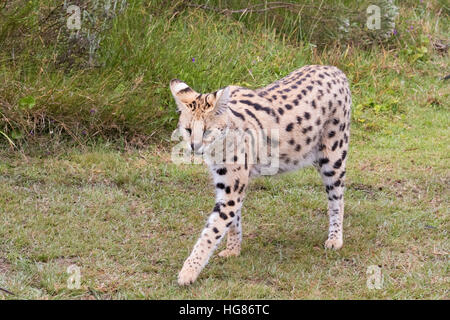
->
[333,159,342,169]
[245,109,264,129]
[286,123,294,132]
[324,170,335,177]
[217,168,227,175]
[220,212,228,220]
[331,141,338,151]
[240,100,272,117]
[319,158,329,166]
[234,179,240,192]
[230,108,245,121]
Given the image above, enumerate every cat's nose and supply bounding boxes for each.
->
[191,143,202,153]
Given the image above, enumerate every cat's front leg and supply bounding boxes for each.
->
[178,164,248,285]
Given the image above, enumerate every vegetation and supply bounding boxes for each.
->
[0,0,448,299]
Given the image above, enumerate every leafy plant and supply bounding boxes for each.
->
[353,98,401,125]
[18,96,36,110]
[403,35,431,63]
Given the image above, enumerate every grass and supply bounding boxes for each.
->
[0,0,449,299]
[0,0,447,144]
[0,93,448,298]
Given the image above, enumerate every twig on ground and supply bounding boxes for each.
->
[0,287,15,296]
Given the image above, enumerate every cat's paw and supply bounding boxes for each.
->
[324,238,343,250]
[218,248,240,258]
[178,265,199,286]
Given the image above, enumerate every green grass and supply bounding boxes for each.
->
[0,0,448,144]
[0,0,449,299]
[0,94,448,298]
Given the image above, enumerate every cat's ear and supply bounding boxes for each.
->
[169,79,199,112]
[210,86,230,115]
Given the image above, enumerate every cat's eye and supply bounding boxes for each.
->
[185,128,192,135]
[203,130,212,137]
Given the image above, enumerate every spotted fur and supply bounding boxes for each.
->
[170,65,352,285]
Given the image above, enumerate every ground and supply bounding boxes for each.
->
[0,99,448,298]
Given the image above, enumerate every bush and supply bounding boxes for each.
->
[0,0,448,147]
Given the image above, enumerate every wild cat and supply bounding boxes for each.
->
[169,65,351,285]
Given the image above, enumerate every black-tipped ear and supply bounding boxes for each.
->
[170,79,198,101]
[169,79,199,112]
[169,79,188,95]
